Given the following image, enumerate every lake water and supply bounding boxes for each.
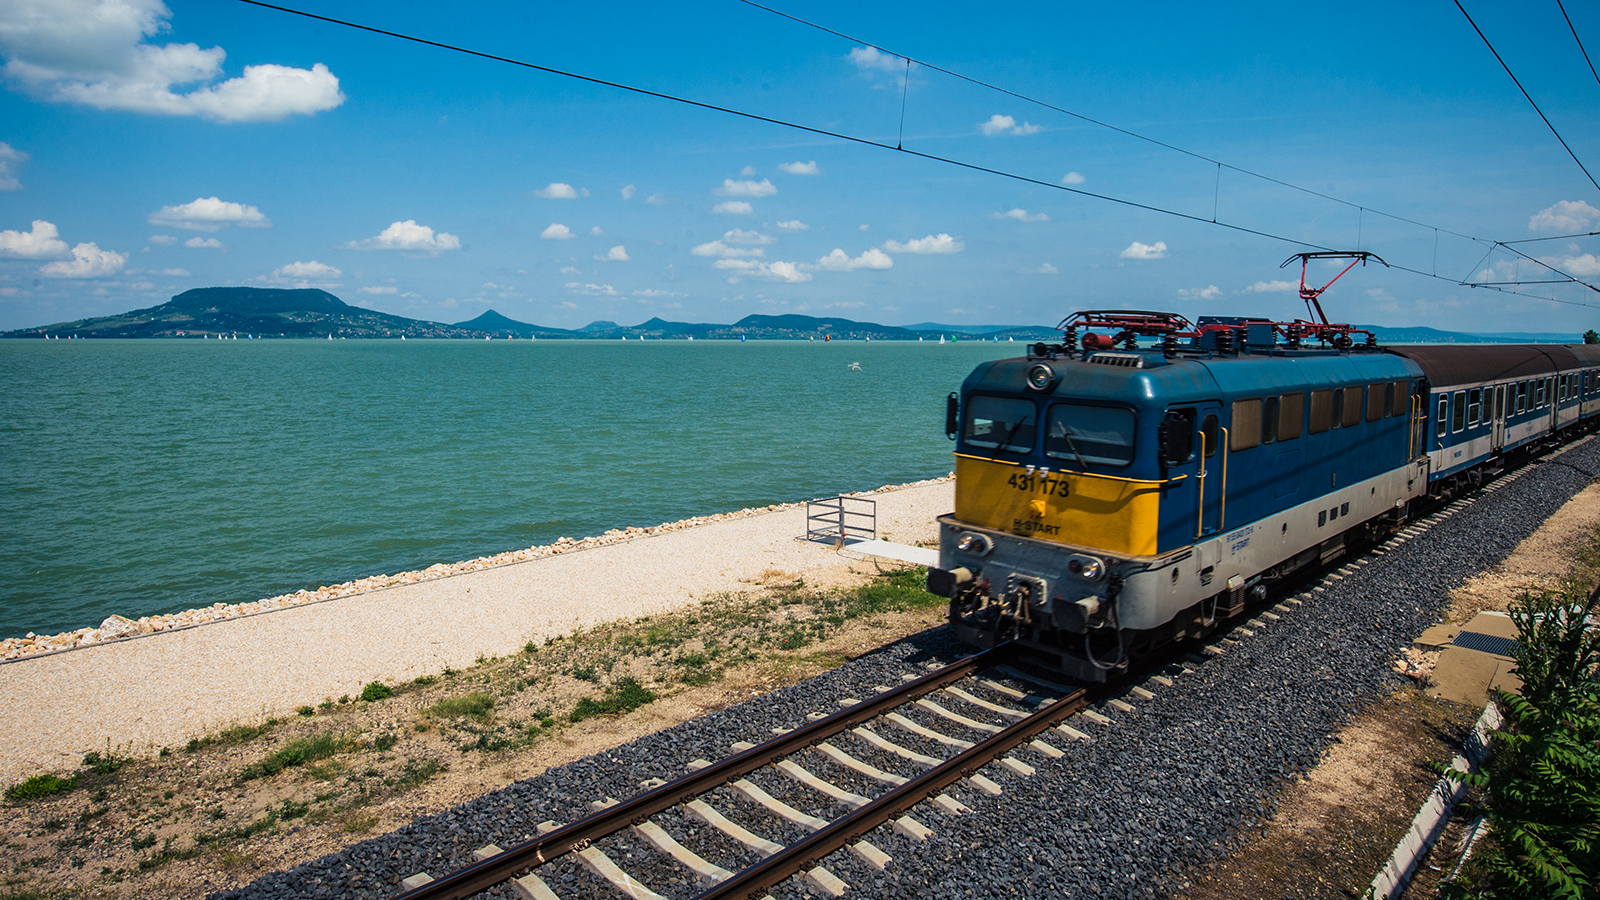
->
[0,339,1017,639]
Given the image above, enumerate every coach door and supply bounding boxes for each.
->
[1492,383,1507,453]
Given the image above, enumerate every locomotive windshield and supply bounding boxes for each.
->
[1045,403,1136,466]
[964,395,1036,452]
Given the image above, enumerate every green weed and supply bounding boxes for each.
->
[5,774,76,802]
[423,693,494,722]
[239,732,350,780]
[569,678,657,723]
[359,681,393,702]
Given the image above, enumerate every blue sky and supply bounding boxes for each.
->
[1,0,1597,333]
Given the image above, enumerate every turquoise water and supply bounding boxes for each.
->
[0,339,1016,639]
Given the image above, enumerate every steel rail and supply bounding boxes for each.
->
[392,644,1013,900]
[692,680,1092,900]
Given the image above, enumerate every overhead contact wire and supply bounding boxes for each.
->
[1557,0,1600,89]
[1453,0,1600,194]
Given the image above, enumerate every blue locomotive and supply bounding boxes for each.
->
[927,310,1600,680]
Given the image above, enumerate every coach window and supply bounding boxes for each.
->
[1343,386,1364,428]
[1391,381,1408,418]
[1467,389,1481,427]
[963,395,1036,453]
[1201,414,1219,458]
[1519,381,1528,413]
[1231,398,1262,451]
[1279,392,1304,441]
[1262,396,1280,445]
[1366,382,1386,422]
[1436,397,1448,438]
[1453,391,1467,433]
[1559,376,1567,402]
[1538,379,1547,407]
[1494,384,1505,420]
[1309,389,1333,434]
[1045,403,1136,466]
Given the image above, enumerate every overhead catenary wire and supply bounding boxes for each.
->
[1557,0,1600,89]
[231,0,1600,311]
[1453,0,1600,194]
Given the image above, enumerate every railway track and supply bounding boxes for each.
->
[388,645,1129,900]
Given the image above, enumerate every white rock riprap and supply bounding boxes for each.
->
[0,476,952,663]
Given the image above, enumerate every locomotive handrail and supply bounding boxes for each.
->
[1196,427,1208,541]
[1219,426,1229,532]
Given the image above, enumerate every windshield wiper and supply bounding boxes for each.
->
[988,420,1028,458]
[1056,425,1090,469]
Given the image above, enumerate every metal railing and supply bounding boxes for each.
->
[804,495,876,542]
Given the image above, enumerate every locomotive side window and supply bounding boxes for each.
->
[1342,386,1364,428]
[1453,391,1467,432]
[1309,390,1333,434]
[1044,403,1136,466]
[1201,414,1219,457]
[1231,398,1262,451]
[1262,396,1280,445]
[1468,389,1481,427]
[1331,389,1344,428]
[1436,397,1448,437]
[1366,382,1386,422]
[1278,392,1304,441]
[964,395,1036,452]
[1391,381,1408,418]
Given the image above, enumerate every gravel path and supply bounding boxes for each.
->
[212,437,1600,900]
[0,481,952,786]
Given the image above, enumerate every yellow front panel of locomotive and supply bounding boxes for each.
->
[953,454,1162,557]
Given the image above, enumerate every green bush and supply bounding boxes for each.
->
[6,773,76,801]
[424,692,495,721]
[569,678,657,723]
[359,681,393,702]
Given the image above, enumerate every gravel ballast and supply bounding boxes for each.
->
[214,438,1600,900]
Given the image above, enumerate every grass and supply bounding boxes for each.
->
[422,693,494,722]
[239,732,351,780]
[569,678,657,723]
[358,681,393,702]
[5,774,76,802]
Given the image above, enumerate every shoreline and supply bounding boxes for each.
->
[1,475,951,664]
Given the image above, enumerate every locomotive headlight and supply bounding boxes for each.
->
[1079,559,1103,580]
[956,532,993,556]
[1026,363,1058,392]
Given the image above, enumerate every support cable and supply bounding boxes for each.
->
[1557,0,1600,89]
[1454,0,1600,193]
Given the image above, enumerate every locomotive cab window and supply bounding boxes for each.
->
[963,395,1036,453]
[1262,396,1280,445]
[1157,408,1195,466]
[1201,414,1219,458]
[1045,403,1136,467]
[1231,398,1262,451]
[1453,391,1467,433]
[1309,389,1333,434]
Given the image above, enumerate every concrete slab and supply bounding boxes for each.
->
[1462,610,1517,640]
[1430,645,1518,705]
[1414,623,1462,649]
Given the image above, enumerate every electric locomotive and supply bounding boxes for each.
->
[927,310,1600,680]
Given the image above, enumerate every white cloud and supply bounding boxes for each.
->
[620,184,636,200]
[130,280,154,290]
[848,46,902,72]
[722,228,773,245]
[1242,279,1296,293]
[1120,240,1168,260]
[148,196,270,231]
[565,282,618,296]
[559,265,581,274]
[147,234,176,245]
[993,208,1048,222]
[714,178,777,198]
[1529,200,1600,233]
[0,0,343,121]
[978,114,1041,136]
[185,236,225,249]
[358,285,398,294]
[40,242,125,278]
[589,226,604,236]
[1023,263,1059,274]
[713,201,754,215]
[883,233,964,254]
[0,142,27,190]
[1177,285,1221,301]
[775,220,809,232]
[740,165,755,176]
[534,182,580,199]
[1546,253,1600,277]
[813,248,893,271]
[778,160,820,175]
[692,240,765,258]
[273,260,340,280]
[859,224,870,231]
[644,193,669,205]
[632,288,685,297]
[0,220,69,258]
[714,258,812,283]
[344,220,460,253]
[541,223,575,240]
[159,267,189,276]
[1061,172,1085,185]
[595,245,629,262]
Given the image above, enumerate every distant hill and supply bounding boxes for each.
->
[454,309,575,338]
[2,287,486,339]
[1359,325,1585,344]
